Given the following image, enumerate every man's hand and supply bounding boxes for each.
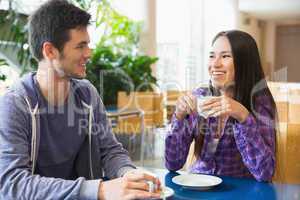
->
[98,169,161,200]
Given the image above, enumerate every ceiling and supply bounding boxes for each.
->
[239,0,300,20]
[1,0,300,21]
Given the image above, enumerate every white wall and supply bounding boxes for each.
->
[238,16,299,80]
[264,21,276,78]
[263,19,300,81]
[237,12,274,77]
[238,12,262,51]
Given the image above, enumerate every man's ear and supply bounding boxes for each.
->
[42,42,59,60]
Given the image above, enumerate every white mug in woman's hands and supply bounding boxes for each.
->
[197,96,214,118]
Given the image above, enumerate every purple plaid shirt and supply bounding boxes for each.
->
[165,88,276,181]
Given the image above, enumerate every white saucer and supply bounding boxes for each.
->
[160,186,174,199]
[172,174,222,190]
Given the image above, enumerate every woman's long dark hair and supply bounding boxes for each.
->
[212,30,276,116]
[194,30,277,159]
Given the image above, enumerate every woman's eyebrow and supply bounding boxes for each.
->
[209,51,232,54]
[220,51,232,54]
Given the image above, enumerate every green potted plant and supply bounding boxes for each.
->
[86,0,158,108]
[0,7,37,73]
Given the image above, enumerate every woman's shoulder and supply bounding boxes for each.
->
[252,89,276,117]
[253,89,275,105]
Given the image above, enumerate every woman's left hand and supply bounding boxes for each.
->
[201,95,250,123]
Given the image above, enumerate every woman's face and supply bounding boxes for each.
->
[208,36,235,92]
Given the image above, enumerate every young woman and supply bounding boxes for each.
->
[165,30,276,182]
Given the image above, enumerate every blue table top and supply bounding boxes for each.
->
[145,168,300,200]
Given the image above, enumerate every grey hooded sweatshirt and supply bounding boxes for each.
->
[0,72,135,199]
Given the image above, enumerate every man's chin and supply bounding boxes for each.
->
[66,72,86,80]
[72,74,86,79]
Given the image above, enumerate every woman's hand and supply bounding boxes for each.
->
[174,93,197,120]
[201,95,249,123]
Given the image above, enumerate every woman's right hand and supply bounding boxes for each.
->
[175,93,197,120]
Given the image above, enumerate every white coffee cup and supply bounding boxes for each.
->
[197,96,214,118]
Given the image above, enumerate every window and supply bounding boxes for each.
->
[156,0,238,91]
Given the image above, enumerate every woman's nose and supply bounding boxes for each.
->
[211,56,222,68]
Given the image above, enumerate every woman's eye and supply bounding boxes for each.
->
[222,55,231,58]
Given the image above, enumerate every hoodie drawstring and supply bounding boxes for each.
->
[82,101,94,179]
[25,98,39,175]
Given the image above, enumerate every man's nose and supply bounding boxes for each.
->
[84,47,92,59]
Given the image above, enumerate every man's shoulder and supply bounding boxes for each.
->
[5,72,36,96]
[0,88,29,120]
[0,89,23,104]
[0,74,33,104]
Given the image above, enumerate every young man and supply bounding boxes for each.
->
[0,0,160,199]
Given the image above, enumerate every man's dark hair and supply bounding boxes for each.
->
[28,0,91,61]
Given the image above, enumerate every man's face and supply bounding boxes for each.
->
[53,27,91,79]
